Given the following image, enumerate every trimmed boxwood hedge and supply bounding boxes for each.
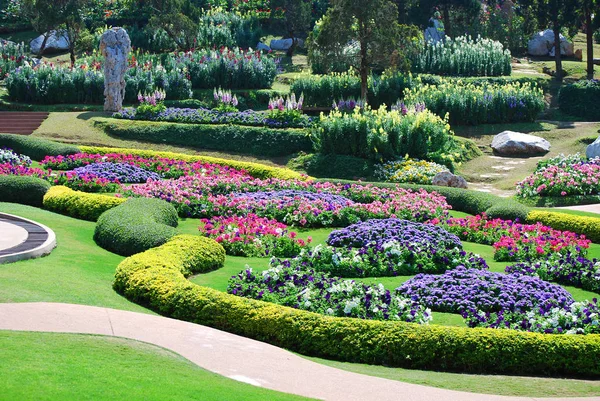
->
[0,175,51,207]
[0,134,80,161]
[114,233,600,377]
[558,80,600,121]
[95,119,312,157]
[527,211,600,243]
[79,146,309,181]
[94,198,179,256]
[43,186,126,221]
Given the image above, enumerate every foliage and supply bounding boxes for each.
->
[314,106,457,163]
[374,158,449,184]
[94,198,179,256]
[196,8,262,49]
[113,231,600,377]
[0,133,80,161]
[558,80,600,121]
[0,40,29,79]
[517,157,600,198]
[484,199,531,222]
[198,214,311,257]
[0,175,50,207]
[411,35,511,77]
[229,261,433,322]
[42,185,126,221]
[526,211,600,244]
[269,0,312,56]
[403,80,545,125]
[287,153,376,180]
[98,119,312,157]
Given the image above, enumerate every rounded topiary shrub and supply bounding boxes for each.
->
[0,134,80,161]
[94,198,178,256]
[0,175,51,207]
[485,200,531,222]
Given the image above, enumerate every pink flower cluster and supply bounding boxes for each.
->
[517,162,600,198]
[432,214,590,261]
[199,214,311,257]
[122,175,450,225]
[41,153,250,180]
[0,163,48,178]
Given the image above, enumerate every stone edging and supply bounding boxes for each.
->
[0,213,56,264]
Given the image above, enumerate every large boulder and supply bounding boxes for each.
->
[528,29,574,57]
[586,137,600,159]
[432,171,468,189]
[30,30,70,54]
[256,42,271,52]
[491,131,550,156]
[270,38,304,51]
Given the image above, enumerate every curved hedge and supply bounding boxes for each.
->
[0,134,80,161]
[94,198,179,256]
[79,146,309,181]
[0,175,51,207]
[95,119,312,157]
[43,186,126,221]
[113,234,600,377]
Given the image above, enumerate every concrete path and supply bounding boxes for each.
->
[560,204,600,215]
[0,302,597,401]
[0,213,56,264]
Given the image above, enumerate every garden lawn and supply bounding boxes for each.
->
[0,202,143,311]
[0,331,312,401]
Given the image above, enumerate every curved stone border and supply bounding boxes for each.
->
[0,213,56,264]
[0,302,597,401]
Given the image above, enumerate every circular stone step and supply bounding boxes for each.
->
[0,213,56,264]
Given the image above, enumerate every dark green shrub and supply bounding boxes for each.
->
[0,175,51,207]
[0,134,80,161]
[485,199,531,221]
[287,153,376,180]
[558,80,600,121]
[98,119,312,157]
[94,198,178,256]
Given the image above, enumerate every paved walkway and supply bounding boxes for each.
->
[0,302,597,401]
[0,213,56,264]
[560,204,600,215]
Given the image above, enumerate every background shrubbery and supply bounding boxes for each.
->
[558,80,600,121]
[0,134,80,161]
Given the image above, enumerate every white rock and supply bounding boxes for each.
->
[256,42,271,52]
[30,30,70,54]
[432,171,468,189]
[270,38,304,51]
[528,29,574,57]
[491,131,550,156]
[100,27,131,112]
[586,137,600,159]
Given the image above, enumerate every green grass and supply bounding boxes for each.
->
[0,202,144,311]
[300,354,600,397]
[31,112,292,167]
[0,331,312,401]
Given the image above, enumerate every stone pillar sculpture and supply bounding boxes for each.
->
[100,27,131,112]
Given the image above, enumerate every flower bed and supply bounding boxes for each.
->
[403,80,544,125]
[198,214,311,257]
[398,267,599,334]
[122,177,451,225]
[374,158,449,184]
[228,261,432,323]
[432,214,590,261]
[517,154,600,198]
[0,148,31,166]
[70,162,160,184]
[113,107,313,129]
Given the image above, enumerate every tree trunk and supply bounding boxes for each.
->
[38,33,50,57]
[553,23,563,82]
[286,31,297,57]
[586,6,594,79]
[443,6,451,39]
[360,37,368,103]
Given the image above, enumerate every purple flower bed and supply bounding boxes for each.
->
[71,162,160,183]
[231,190,355,209]
[228,259,432,323]
[114,107,313,129]
[327,218,462,249]
[506,252,600,294]
[398,266,574,314]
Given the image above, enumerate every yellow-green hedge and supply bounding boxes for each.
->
[527,211,600,243]
[43,186,125,221]
[114,234,600,377]
[79,146,310,181]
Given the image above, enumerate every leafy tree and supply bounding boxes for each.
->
[145,0,199,50]
[580,0,599,79]
[315,0,400,101]
[270,0,312,56]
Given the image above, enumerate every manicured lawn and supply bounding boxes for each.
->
[300,354,600,398]
[0,331,312,401]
